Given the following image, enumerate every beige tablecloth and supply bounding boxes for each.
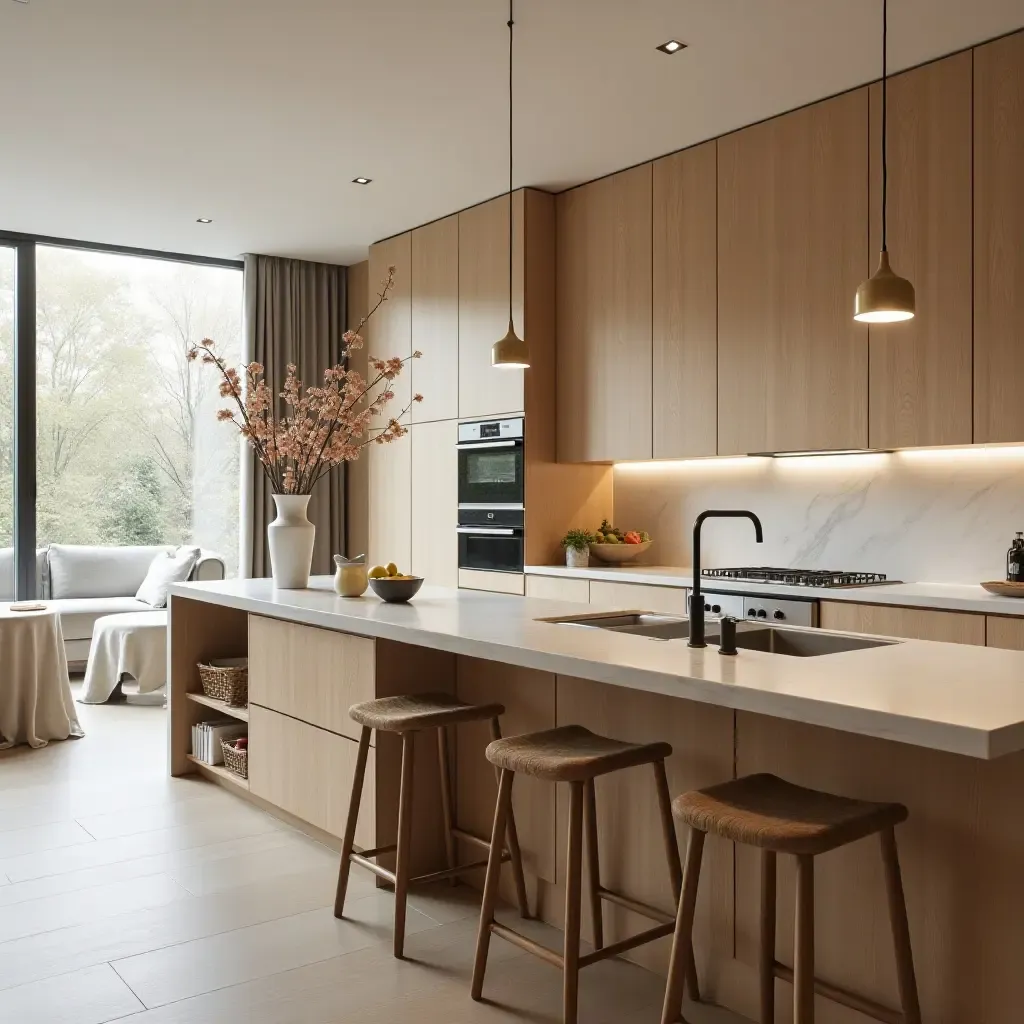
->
[0,606,84,748]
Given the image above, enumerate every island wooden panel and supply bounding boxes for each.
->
[589,580,688,616]
[986,615,1024,651]
[248,615,374,741]
[868,52,973,449]
[410,419,458,587]
[458,192,525,420]
[717,88,869,455]
[653,141,719,459]
[732,710,1024,1024]
[367,232,412,409]
[819,601,985,645]
[975,30,1024,443]
[525,575,591,603]
[556,164,653,463]
[411,214,459,423]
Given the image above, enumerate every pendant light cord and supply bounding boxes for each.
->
[508,0,514,324]
[881,0,888,253]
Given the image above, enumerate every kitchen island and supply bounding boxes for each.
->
[169,578,1024,1023]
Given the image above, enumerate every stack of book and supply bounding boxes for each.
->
[192,718,247,765]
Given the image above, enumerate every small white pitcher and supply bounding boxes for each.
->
[334,554,369,597]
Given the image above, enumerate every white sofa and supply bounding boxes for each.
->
[0,545,225,665]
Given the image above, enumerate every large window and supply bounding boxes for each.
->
[0,237,243,596]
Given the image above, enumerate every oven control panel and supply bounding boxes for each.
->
[458,417,524,443]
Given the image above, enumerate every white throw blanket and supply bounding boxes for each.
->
[80,611,168,704]
[0,606,84,748]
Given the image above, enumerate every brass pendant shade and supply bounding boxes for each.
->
[492,318,530,368]
[492,0,529,369]
[854,250,916,323]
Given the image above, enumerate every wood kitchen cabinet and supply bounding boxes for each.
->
[652,142,718,459]
[411,214,459,423]
[367,431,411,572]
[525,574,590,603]
[589,580,688,616]
[556,164,653,463]
[717,89,869,455]
[819,601,984,645]
[367,232,411,409]
[975,31,1024,443]
[411,419,458,587]
[458,192,525,420]
[868,52,973,448]
[986,616,1024,651]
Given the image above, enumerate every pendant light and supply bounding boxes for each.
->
[854,0,915,324]
[492,0,529,368]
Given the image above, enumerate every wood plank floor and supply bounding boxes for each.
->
[0,686,738,1024]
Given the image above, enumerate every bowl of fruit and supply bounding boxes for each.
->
[588,520,653,564]
[367,563,424,603]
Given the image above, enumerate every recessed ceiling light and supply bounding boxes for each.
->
[656,39,686,54]
[352,177,372,185]
[196,217,213,224]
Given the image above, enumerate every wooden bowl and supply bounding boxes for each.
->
[368,576,424,603]
[981,580,1024,598]
[589,541,653,564]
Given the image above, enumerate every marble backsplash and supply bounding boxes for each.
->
[612,447,1024,584]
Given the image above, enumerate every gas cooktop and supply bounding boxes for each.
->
[701,567,895,588]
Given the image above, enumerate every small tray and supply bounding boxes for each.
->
[981,581,1024,598]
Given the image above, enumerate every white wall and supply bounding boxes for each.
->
[613,447,1024,584]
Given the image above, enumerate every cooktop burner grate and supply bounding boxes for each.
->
[701,567,891,588]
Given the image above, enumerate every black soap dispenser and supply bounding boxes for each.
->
[1007,532,1024,582]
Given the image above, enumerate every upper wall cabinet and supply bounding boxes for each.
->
[458,192,525,421]
[868,52,973,449]
[652,142,718,460]
[717,89,869,456]
[411,215,459,423]
[975,32,1024,443]
[367,233,412,409]
[556,165,653,463]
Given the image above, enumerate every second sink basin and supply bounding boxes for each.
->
[730,626,895,657]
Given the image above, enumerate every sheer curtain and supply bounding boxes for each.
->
[240,254,347,579]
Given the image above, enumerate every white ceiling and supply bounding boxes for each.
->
[2,0,1023,265]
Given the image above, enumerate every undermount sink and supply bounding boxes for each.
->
[540,611,700,641]
[729,626,896,657]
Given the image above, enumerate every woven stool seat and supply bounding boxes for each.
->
[672,772,907,856]
[348,692,504,733]
[486,724,673,782]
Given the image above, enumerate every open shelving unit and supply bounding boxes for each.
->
[186,691,249,722]
[186,754,249,792]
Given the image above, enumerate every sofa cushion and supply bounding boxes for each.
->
[47,545,172,600]
[49,597,157,641]
[136,548,201,608]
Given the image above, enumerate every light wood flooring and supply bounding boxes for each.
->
[0,687,737,1024]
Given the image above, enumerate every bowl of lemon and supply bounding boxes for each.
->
[367,563,424,603]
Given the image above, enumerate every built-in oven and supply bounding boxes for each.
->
[457,418,524,508]
[457,508,525,574]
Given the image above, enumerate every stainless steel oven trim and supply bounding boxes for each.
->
[456,527,517,536]
[456,439,520,450]
[458,503,524,510]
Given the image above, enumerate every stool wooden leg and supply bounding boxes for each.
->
[653,760,700,1002]
[490,717,530,918]
[564,780,585,1024]
[583,779,603,950]
[659,828,706,1024]
[760,850,777,1024]
[472,767,515,1001]
[392,731,416,959]
[334,725,371,919]
[880,828,921,1024]
[793,854,815,1024]
[436,725,458,887]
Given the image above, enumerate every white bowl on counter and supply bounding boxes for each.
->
[589,541,653,564]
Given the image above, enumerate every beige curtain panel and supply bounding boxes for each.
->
[241,254,347,579]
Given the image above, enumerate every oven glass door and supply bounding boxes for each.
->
[458,442,524,506]
[458,528,524,573]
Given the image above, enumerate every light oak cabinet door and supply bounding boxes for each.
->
[717,89,869,455]
[975,31,1024,442]
[589,580,688,616]
[367,431,411,573]
[367,233,411,408]
[411,215,459,423]
[458,569,525,595]
[556,165,653,463]
[346,261,370,561]
[819,601,984,645]
[525,574,590,603]
[986,616,1024,651]
[458,192,525,420]
[653,142,718,459]
[868,52,973,448]
[411,419,458,587]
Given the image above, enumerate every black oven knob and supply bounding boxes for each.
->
[756,608,767,618]
[747,609,757,618]
[773,610,786,620]
[704,603,711,612]
[711,604,721,614]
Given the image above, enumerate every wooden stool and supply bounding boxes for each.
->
[334,692,529,958]
[471,724,700,1024]
[660,772,920,1024]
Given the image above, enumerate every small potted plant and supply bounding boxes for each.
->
[561,529,594,569]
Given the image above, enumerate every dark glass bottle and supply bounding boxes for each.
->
[1007,532,1024,582]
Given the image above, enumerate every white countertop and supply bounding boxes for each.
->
[526,564,1024,616]
[171,577,1024,760]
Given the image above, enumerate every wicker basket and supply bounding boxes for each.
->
[198,658,249,707]
[221,739,248,780]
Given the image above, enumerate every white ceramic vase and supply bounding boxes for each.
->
[566,546,590,568]
[268,494,315,589]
